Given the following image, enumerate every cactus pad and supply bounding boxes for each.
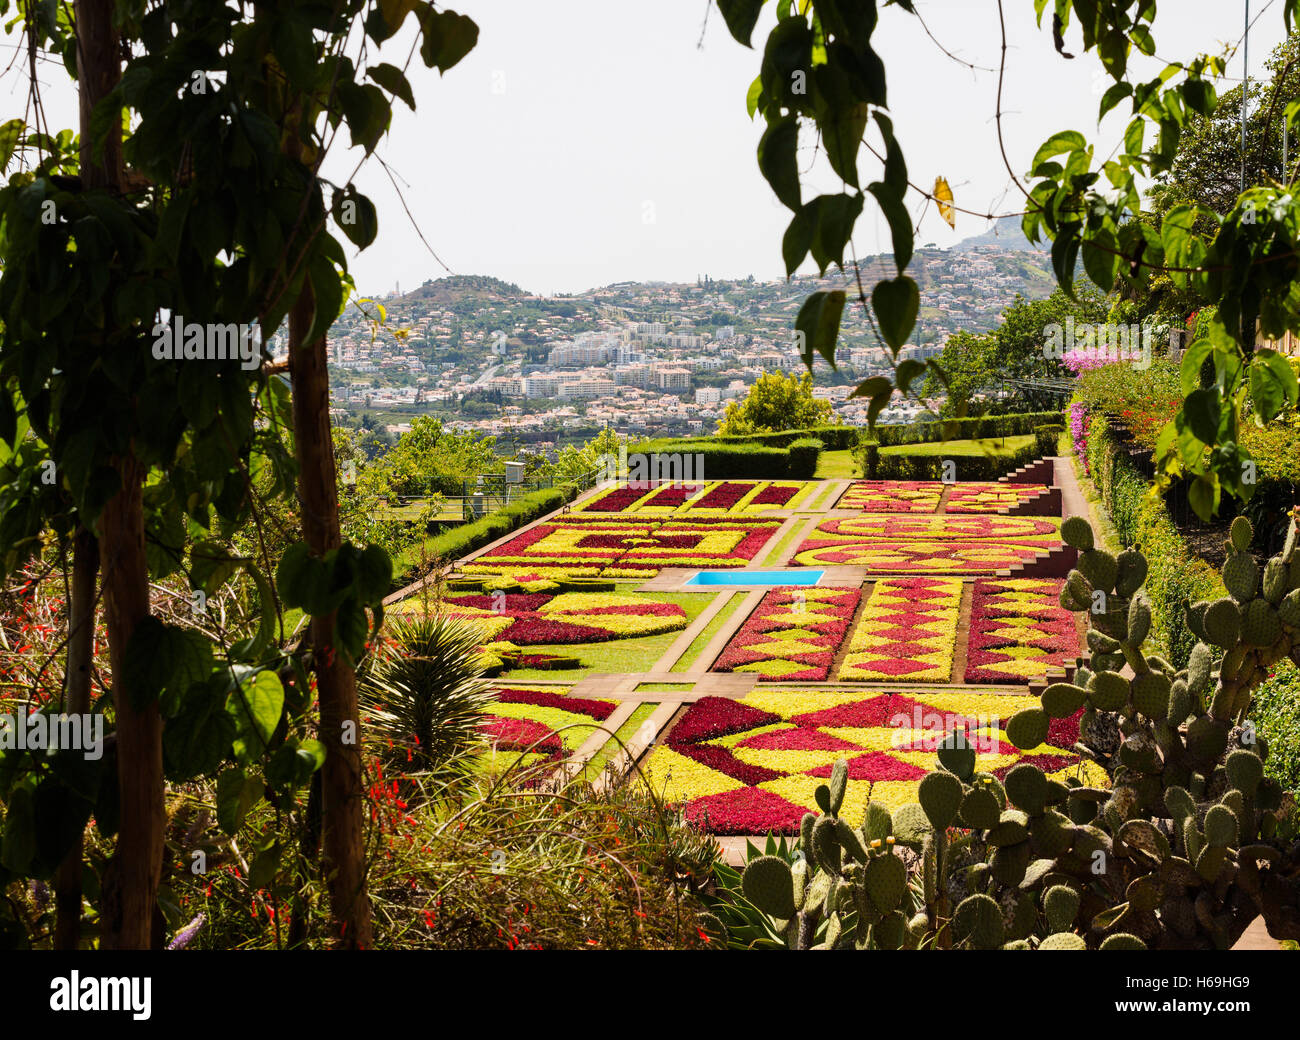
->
[741,855,797,919]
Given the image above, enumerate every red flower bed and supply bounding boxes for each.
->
[481,716,563,759]
[750,484,798,506]
[711,587,860,681]
[665,696,781,745]
[671,742,785,786]
[494,687,616,721]
[684,787,809,835]
[583,486,651,512]
[692,481,755,510]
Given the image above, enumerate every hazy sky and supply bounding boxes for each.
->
[5,1,1289,296]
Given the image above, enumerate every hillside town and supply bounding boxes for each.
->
[326,231,1053,448]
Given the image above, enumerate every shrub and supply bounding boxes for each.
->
[1034,424,1064,456]
[860,437,1041,481]
[359,615,496,781]
[1253,661,1300,795]
[786,437,824,478]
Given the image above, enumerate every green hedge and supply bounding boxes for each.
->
[1034,424,1064,456]
[713,424,862,451]
[863,410,1064,448]
[629,438,817,479]
[787,437,824,478]
[1084,415,1225,668]
[863,438,1040,481]
[1252,661,1300,795]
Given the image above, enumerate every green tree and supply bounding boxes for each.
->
[716,371,834,435]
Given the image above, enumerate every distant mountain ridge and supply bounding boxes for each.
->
[954,215,1044,253]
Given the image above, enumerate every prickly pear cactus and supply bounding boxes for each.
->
[730,516,1300,951]
[991,514,1300,949]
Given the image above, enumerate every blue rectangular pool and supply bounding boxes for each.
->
[684,569,824,587]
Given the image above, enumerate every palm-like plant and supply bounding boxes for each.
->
[360,615,495,784]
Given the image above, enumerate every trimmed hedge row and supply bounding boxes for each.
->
[714,424,862,451]
[629,437,819,479]
[864,410,1065,448]
[860,438,1041,482]
[1084,415,1225,668]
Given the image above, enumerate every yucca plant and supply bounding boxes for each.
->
[360,615,495,783]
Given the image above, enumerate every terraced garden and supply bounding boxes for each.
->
[387,472,1095,840]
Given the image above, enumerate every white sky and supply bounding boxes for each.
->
[4,0,1289,296]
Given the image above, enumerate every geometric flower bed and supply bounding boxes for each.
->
[437,588,689,645]
[640,689,1107,834]
[946,482,1045,513]
[789,515,1060,573]
[480,685,618,772]
[465,516,782,578]
[838,577,963,682]
[836,480,943,513]
[710,587,861,681]
[576,479,814,516]
[964,578,1079,684]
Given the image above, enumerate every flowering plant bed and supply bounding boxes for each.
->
[710,587,861,681]
[465,516,782,578]
[576,480,813,517]
[836,480,943,513]
[790,514,1059,573]
[838,577,963,682]
[641,689,1106,834]
[480,685,618,772]
[419,588,690,645]
[964,578,1079,683]
[945,482,1044,513]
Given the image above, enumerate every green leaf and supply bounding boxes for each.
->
[808,192,863,274]
[367,63,416,110]
[1249,349,1300,424]
[746,74,764,118]
[823,102,869,188]
[216,767,264,836]
[419,9,479,73]
[334,187,379,249]
[1188,474,1220,522]
[782,204,816,276]
[123,618,213,712]
[1031,130,1086,171]
[355,543,393,604]
[758,116,801,211]
[896,358,926,395]
[874,112,907,198]
[795,290,846,368]
[1183,387,1221,445]
[871,276,919,352]
[1081,227,1118,292]
[718,0,766,47]
[230,563,277,663]
[1098,82,1131,119]
[1179,337,1215,395]
[0,118,24,171]
[866,181,913,273]
[226,671,285,766]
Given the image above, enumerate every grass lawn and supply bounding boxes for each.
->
[814,449,861,479]
[502,590,715,680]
[670,592,746,672]
[879,434,1035,458]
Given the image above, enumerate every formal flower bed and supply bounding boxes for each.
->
[964,578,1079,683]
[945,482,1044,513]
[790,514,1060,573]
[838,577,962,681]
[710,586,861,681]
[576,480,812,517]
[480,685,618,771]
[433,588,690,644]
[640,689,1106,834]
[837,480,943,513]
[465,516,782,578]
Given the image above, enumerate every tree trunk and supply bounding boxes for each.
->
[288,287,374,949]
[99,457,164,949]
[75,0,163,951]
[54,528,98,950]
